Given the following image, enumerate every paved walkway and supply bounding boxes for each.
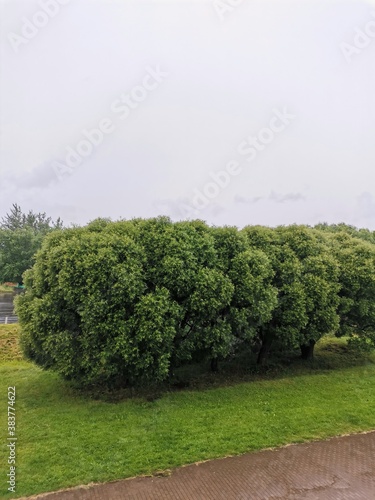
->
[28,431,375,500]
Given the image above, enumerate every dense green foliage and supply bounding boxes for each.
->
[0,204,63,283]
[323,231,375,348]
[16,218,375,387]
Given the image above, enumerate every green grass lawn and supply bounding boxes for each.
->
[1,325,375,498]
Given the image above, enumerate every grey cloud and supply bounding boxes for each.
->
[1,163,58,190]
[235,191,305,205]
[269,191,306,203]
[234,195,263,204]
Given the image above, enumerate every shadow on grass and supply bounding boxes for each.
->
[72,336,375,404]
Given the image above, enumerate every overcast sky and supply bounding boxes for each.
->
[1,0,375,229]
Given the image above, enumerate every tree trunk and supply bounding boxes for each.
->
[210,358,219,372]
[257,338,273,365]
[300,340,316,360]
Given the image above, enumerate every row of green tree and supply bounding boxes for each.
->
[16,216,375,388]
[0,204,63,284]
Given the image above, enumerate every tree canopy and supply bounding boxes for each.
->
[15,217,375,388]
[0,205,63,283]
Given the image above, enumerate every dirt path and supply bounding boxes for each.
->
[26,431,375,499]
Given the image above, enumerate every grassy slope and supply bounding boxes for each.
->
[0,326,374,498]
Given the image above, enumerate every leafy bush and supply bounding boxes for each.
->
[16,218,375,387]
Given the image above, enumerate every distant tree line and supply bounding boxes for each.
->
[0,204,63,283]
[15,216,375,388]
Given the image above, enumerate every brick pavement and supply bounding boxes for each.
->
[25,431,375,500]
